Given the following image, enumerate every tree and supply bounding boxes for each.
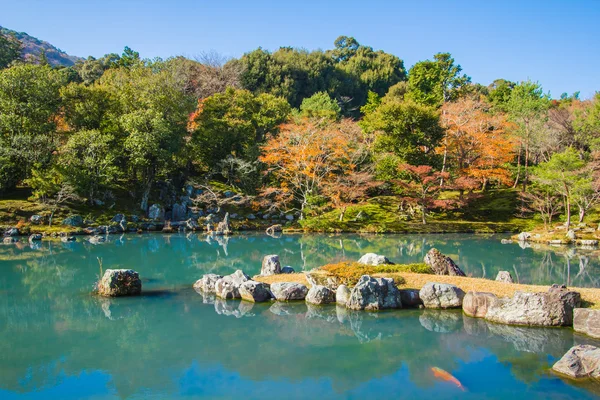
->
[520,184,562,230]
[260,119,369,219]
[487,79,515,110]
[299,91,341,120]
[0,32,21,69]
[397,164,449,224]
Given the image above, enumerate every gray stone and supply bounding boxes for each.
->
[552,345,600,379]
[214,212,232,235]
[518,232,531,242]
[306,285,335,305]
[246,214,256,220]
[419,282,465,309]
[148,204,165,221]
[463,291,500,318]
[30,215,43,225]
[423,248,465,276]
[579,239,598,246]
[357,253,392,266]
[495,271,514,283]
[285,214,294,221]
[28,234,42,242]
[260,255,281,276]
[399,289,423,307]
[347,275,402,311]
[89,235,106,244]
[336,284,351,306]
[61,236,76,242]
[574,308,600,339]
[566,229,577,240]
[214,270,250,299]
[193,274,223,294]
[186,218,200,230]
[239,281,272,302]
[224,190,235,198]
[281,266,295,274]
[485,285,581,326]
[266,224,283,235]
[97,269,142,297]
[111,214,125,223]
[270,282,308,301]
[62,215,83,227]
[5,227,19,236]
[172,203,187,221]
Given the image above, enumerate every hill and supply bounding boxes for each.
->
[0,25,83,67]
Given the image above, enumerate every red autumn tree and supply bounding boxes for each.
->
[398,164,450,224]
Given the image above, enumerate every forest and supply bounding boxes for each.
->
[1,31,600,232]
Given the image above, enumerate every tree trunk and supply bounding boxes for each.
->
[513,142,522,188]
[440,134,448,186]
[579,206,585,224]
[421,205,426,225]
[140,184,151,212]
[339,206,346,222]
[565,195,571,232]
[481,178,488,192]
[522,140,529,192]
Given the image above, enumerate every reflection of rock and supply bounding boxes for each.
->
[3,237,17,244]
[269,302,307,316]
[574,308,600,339]
[214,298,254,318]
[419,282,465,309]
[495,271,514,283]
[553,345,600,378]
[346,310,383,343]
[463,291,500,318]
[239,281,272,302]
[28,234,42,242]
[357,253,392,266]
[399,289,422,307]
[305,304,337,323]
[260,255,281,275]
[518,232,531,242]
[336,305,349,323]
[336,285,351,306]
[347,275,401,311]
[271,282,308,301]
[419,310,462,333]
[423,248,465,276]
[29,241,41,250]
[97,269,142,297]
[306,285,335,305]
[193,274,223,294]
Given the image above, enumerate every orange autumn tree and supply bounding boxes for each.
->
[441,97,516,190]
[260,119,371,219]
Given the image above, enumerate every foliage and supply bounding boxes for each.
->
[0,32,21,69]
[397,164,450,224]
[318,261,430,286]
[299,91,341,120]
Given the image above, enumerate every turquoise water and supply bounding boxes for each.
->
[1,233,600,399]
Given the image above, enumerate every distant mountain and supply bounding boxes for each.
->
[0,25,83,67]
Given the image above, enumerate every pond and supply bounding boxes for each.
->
[1,233,599,399]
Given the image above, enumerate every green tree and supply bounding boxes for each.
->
[0,32,21,69]
[61,83,117,131]
[299,91,341,120]
[487,79,515,110]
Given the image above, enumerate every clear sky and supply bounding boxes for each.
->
[1,0,598,98]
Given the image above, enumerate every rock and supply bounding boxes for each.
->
[62,215,83,227]
[89,235,106,244]
[239,281,272,302]
[495,271,514,283]
[399,289,423,307]
[29,215,43,225]
[485,285,581,326]
[423,248,465,276]
[214,212,232,235]
[336,284,351,306]
[304,269,342,290]
[281,266,295,274]
[223,190,235,198]
[500,239,512,244]
[266,224,283,235]
[357,253,393,266]
[463,291,500,318]
[574,308,600,339]
[61,236,76,242]
[347,275,402,311]
[518,232,531,242]
[246,213,256,220]
[214,270,250,299]
[552,345,600,379]
[260,255,281,276]
[5,227,19,237]
[172,203,187,221]
[566,229,576,240]
[193,274,223,294]
[186,218,199,230]
[419,282,465,309]
[579,239,599,246]
[148,204,165,221]
[111,214,125,223]
[28,234,42,242]
[3,237,17,244]
[306,285,335,305]
[270,282,309,301]
[97,269,142,297]
[285,214,294,221]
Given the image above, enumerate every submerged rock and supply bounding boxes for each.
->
[495,271,514,283]
[239,280,272,302]
[261,255,281,276]
[463,291,500,318]
[270,282,308,301]
[61,236,76,242]
[266,224,282,235]
[306,285,335,305]
[423,249,465,276]
[97,269,142,297]
[573,308,600,339]
[552,345,600,379]
[347,275,401,311]
[419,282,465,309]
[214,270,250,299]
[89,235,106,244]
[357,253,393,266]
[5,227,19,236]
[193,274,223,294]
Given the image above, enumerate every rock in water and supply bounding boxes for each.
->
[552,345,600,379]
[3,237,17,244]
[214,212,232,235]
[573,308,600,339]
[495,271,514,283]
[270,282,308,301]
[357,253,393,266]
[193,274,224,294]
[517,232,531,242]
[566,229,576,240]
[239,281,272,302]
[463,291,500,318]
[336,284,351,306]
[423,248,465,276]
[306,285,335,305]
[5,227,19,236]
[30,215,43,225]
[28,234,42,242]
[214,270,250,299]
[97,269,142,297]
[261,255,281,275]
[485,285,581,326]
[347,275,402,311]
[266,224,283,235]
[419,282,465,309]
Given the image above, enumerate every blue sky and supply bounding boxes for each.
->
[1,0,598,98]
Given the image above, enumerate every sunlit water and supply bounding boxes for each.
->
[1,233,600,399]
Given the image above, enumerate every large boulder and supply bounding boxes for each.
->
[357,253,392,266]
[495,271,514,283]
[463,291,500,318]
[347,275,402,311]
[148,204,165,221]
[518,232,531,242]
[62,215,83,227]
[336,284,351,306]
[97,269,142,297]
[552,345,600,379]
[193,274,223,294]
[306,285,335,305]
[399,289,423,308]
[261,255,281,276]
[485,285,580,327]
[423,249,465,276]
[214,270,250,299]
[419,282,465,309]
[238,281,272,302]
[270,282,308,301]
[172,203,187,221]
[573,308,600,339]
